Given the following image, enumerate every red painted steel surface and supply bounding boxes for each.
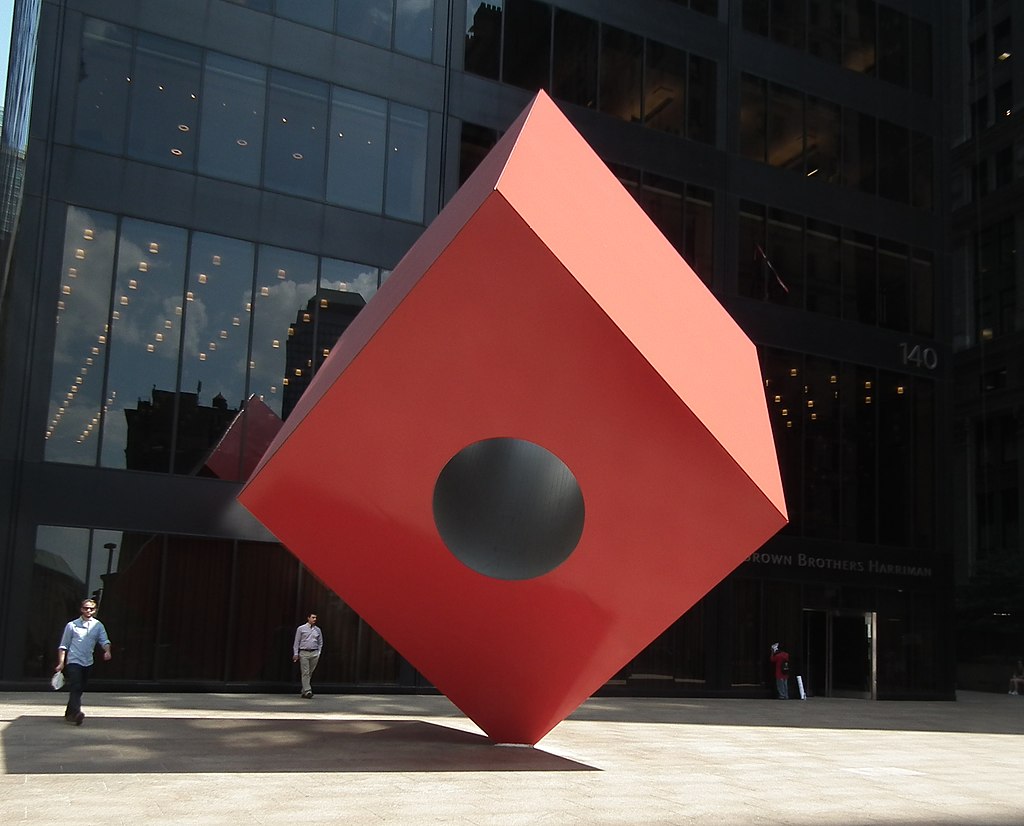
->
[239,91,787,744]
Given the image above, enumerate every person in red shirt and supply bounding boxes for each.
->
[770,642,790,699]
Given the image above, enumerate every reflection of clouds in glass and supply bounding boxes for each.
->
[53,211,117,366]
[99,404,128,468]
[323,267,378,301]
[250,279,317,402]
[36,525,90,585]
[112,240,184,356]
[47,207,118,463]
[182,295,210,358]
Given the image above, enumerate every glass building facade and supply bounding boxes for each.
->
[0,0,958,698]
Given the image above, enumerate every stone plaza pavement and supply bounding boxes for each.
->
[1,688,1022,825]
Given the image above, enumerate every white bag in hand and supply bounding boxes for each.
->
[50,671,65,690]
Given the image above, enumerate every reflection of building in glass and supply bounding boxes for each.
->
[283,289,365,420]
[23,550,83,677]
[125,388,237,474]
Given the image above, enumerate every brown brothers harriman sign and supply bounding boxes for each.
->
[741,548,936,583]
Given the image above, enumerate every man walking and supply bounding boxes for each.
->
[292,612,323,698]
[55,598,112,725]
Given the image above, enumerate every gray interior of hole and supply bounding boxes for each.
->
[432,438,585,581]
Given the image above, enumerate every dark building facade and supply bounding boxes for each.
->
[949,0,1024,692]
[0,0,957,699]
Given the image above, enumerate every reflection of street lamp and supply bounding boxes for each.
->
[104,542,117,576]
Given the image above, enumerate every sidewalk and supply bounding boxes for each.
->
[1,689,1022,824]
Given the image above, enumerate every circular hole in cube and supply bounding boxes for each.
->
[433,437,584,580]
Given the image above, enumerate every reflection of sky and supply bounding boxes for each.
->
[180,236,254,405]
[35,526,123,597]
[48,207,386,458]
[45,207,117,464]
[250,277,317,413]
[101,222,188,468]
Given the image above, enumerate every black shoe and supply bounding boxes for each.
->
[302,691,313,699]
[74,711,84,726]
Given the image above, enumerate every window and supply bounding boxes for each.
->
[465,0,501,79]
[739,74,766,162]
[599,25,642,123]
[277,0,334,29]
[842,110,876,194]
[395,0,434,59]
[842,0,876,75]
[127,35,201,169]
[910,130,933,210]
[766,207,803,306]
[552,9,598,108]
[687,55,716,145]
[337,0,392,49]
[644,41,687,135]
[74,20,131,153]
[384,103,429,222]
[738,201,766,299]
[766,83,803,171]
[742,0,770,37]
[198,53,266,186]
[877,120,909,204]
[842,230,876,325]
[808,0,842,63]
[458,122,499,186]
[994,81,1013,118]
[841,362,877,542]
[877,5,909,87]
[806,96,840,183]
[877,240,910,331]
[805,218,840,316]
[264,70,329,199]
[45,209,119,465]
[803,355,841,539]
[250,247,318,420]
[502,0,550,92]
[179,234,256,449]
[327,88,388,213]
[771,0,806,49]
[102,219,189,471]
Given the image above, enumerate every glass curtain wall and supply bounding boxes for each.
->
[25,526,400,685]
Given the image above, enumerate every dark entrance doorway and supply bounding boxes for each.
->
[802,609,876,698]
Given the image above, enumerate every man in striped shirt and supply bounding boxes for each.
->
[292,612,323,698]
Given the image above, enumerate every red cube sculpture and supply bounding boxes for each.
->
[239,91,787,745]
